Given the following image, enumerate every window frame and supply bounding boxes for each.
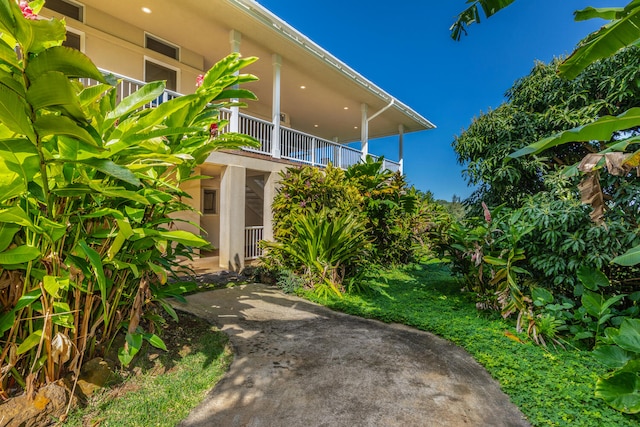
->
[144,56,180,92]
[144,32,180,61]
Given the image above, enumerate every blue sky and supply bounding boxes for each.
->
[257,0,617,201]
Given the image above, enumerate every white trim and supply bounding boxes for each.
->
[143,56,181,92]
[144,31,181,62]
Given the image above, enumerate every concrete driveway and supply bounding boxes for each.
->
[174,284,530,427]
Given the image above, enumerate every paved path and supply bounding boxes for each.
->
[174,284,530,427]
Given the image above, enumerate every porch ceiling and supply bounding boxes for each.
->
[80,0,434,143]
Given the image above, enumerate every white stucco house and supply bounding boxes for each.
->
[43,0,435,270]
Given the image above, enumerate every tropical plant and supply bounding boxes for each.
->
[263,209,370,298]
[453,47,640,211]
[0,0,258,399]
[594,318,640,413]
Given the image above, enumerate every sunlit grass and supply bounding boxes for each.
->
[64,315,232,427]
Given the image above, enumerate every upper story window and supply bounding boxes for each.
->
[63,29,83,51]
[145,34,179,60]
[45,0,84,22]
[145,59,178,92]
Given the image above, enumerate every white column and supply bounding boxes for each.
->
[229,30,242,133]
[263,171,279,242]
[272,54,282,159]
[398,124,405,175]
[361,103,368,161]
[219,165,246,270]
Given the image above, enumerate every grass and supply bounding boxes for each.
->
[304,262,640,427]
[64,312,233,427]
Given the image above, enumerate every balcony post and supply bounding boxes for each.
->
[398,123,404,174]
[361,103,368,161]
[229,30,241,133]
[272,54,282,159]
[219,165,246,271]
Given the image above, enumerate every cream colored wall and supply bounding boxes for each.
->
[44,5,204,93]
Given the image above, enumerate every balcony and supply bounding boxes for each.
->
[82,70,401,173]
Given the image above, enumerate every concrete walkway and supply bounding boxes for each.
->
[174,284,530,427]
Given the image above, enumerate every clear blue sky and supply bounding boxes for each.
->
[257,0,617,201]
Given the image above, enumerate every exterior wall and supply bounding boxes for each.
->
[44,5,204,93]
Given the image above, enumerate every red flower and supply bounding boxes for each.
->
[209,123,218,137]
[19,1,37,20]
[195,74,204,87]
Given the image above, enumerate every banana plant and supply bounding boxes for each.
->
[0,0,259,397]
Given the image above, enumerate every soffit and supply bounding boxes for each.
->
[79,0,434,142]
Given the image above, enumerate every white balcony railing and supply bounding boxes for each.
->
[83,70,401,172]
[244,226,264,260]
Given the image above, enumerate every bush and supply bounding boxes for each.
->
[0,1,258,397]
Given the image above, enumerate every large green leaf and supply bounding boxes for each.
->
[577,266,610,290]
[596,371,640,413]
[17,329,43,355]
[77,158,141,187]
[21,14,66,55]
[613,244,640,266]
[0,139,40,186]
[26,71,85,120]
[510,108,640,158]
[559,4,640,80]
[0,310,15,336]
[34,114,99,148]
[107,80,165,120]
[0,222,19,252]
[574,7,626,21]
[25,46,107,83]
[0,84,35,141]
[77,240,107,323]
[0,245,40,265]
[450,0,516,40]
[613,318,640,353]
[0,206,37,229]
[593,345,635,369]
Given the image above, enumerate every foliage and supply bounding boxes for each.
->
[263,209,370,298]
[264,158,450,291]
[0,1,258,398]
[454,47,640,210]
[65,312,232,426]
[594,318,640,413]
[307,263,639,426]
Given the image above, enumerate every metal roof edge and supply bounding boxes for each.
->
[229,0,436,131]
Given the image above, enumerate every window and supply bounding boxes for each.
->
[203,190,217,215]
[145,34,179,60]
[46,0,83,21]
[145,60,177,91]
[63,30,82,50]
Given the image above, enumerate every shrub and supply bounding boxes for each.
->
[0,1,258,397]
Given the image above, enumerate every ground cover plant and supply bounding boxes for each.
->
[308,262,640,426]
[64,311,232,427]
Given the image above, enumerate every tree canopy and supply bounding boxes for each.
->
[453,46,640,208]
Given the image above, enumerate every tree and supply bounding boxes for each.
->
[453,47,640,208]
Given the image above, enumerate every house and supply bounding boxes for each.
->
[42,0,435,270]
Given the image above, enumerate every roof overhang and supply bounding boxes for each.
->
[77,0,435,142]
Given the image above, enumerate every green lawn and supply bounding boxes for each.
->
[306,262,640,427]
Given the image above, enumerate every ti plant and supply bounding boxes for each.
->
[0,0,258,398]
